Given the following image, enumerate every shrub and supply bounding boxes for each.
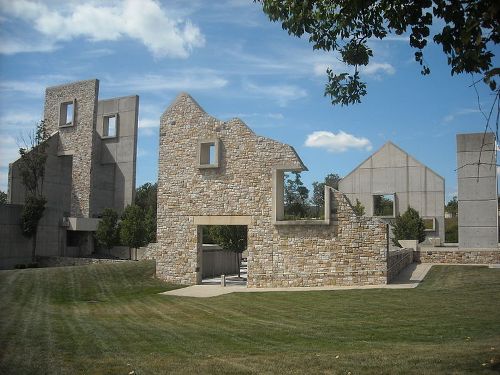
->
[392,207,426,247]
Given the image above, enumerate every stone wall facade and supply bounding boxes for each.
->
[153,93,388,287]
[415,247,500,264]
[44,79,99,217]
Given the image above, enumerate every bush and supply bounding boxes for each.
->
[392,207,426,247]
[14,264,26,269]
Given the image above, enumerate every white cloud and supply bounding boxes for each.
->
[313,61,395,77]
[305,130,372,153]
[0,169,8,192]
[360,62,395,76]
[244,82,307,107]
[139,118,159,129]
[0,112,41,129]
[0,0,205,58]
[108,71,228,92]
[442,108,481,123]
[0,74,74,97]
[0,135,19,167]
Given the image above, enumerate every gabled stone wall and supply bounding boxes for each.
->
[154,93,388,287]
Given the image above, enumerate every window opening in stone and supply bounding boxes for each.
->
[103,115,117,138]
[373,194,395,217]
[60,101,74,127]
[200,225,248,286]
[199,139,219,168]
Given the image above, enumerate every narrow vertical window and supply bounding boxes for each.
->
[103,115,118,138]
[59,100,75,127]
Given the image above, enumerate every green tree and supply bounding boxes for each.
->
[0,190,7,204]
[284,172,309,218]
[120,204,147,260]
[18,120,49,263]
[95,208,119,255]
[392,207,426,246]
[209,225,247,278]
[135,182,157,242]
[311,173,342,209]
[445,196,458,217]
[257,0,499,106]
[144,207,157,243]
[352,198,365,216]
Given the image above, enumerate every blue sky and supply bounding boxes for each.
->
[0,0,498,201]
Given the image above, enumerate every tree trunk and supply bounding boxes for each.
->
[31,229,37,263]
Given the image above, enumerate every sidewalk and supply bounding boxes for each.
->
[161,262,434,298]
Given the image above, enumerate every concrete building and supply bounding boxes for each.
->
[339,141,445,244]
[145,93,394,287]
[1,79,138,269]
[456,132,498,248]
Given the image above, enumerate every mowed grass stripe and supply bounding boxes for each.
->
[1,261,499,374]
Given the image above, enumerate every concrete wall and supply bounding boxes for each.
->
[387,248,414,282]
[9,134,72,214]
[339,141,445,243]
[0,204,65,269]
[93,95,139,215]
[202,244,240,278]
[4,79,139,269]
[456,133,498,248]
[149,93,388,287]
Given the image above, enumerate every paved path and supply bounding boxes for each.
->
[161,262,435,298]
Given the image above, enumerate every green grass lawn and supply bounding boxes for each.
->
[1,261,499,374]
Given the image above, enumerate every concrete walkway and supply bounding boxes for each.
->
[161,262,434,298]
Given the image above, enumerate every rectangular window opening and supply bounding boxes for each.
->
[103,115,117,138]
[59,101,75,127]
[423,217,436,231]
[373,194,395,217]
[199,139,219,168]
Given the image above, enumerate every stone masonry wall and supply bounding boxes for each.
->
[44,79,99,217]
[415,247,500,264]
[154,93,388,287]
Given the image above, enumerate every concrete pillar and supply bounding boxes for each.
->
[456,133,498,248]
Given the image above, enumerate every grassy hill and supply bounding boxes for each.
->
[1,261,499,374]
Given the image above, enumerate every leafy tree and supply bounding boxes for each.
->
[0,190,7,204]
[209,225,247,278]
[120,204,147,260]
[144,207,157,243]
[18,120,49,262]
[445,195,458,217]
[311,173,342,208]
[257,0,499,105]
[135,182,157,214]
[284,172,309,218]
[352,198,365,216]
[95,208,119,255]
[135,182,157,242]
[392,207,426,246]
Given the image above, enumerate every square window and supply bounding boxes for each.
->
[373,194,395,217]
[59,100,75,127]
[198,139,219,168]
[103,115,118,138]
